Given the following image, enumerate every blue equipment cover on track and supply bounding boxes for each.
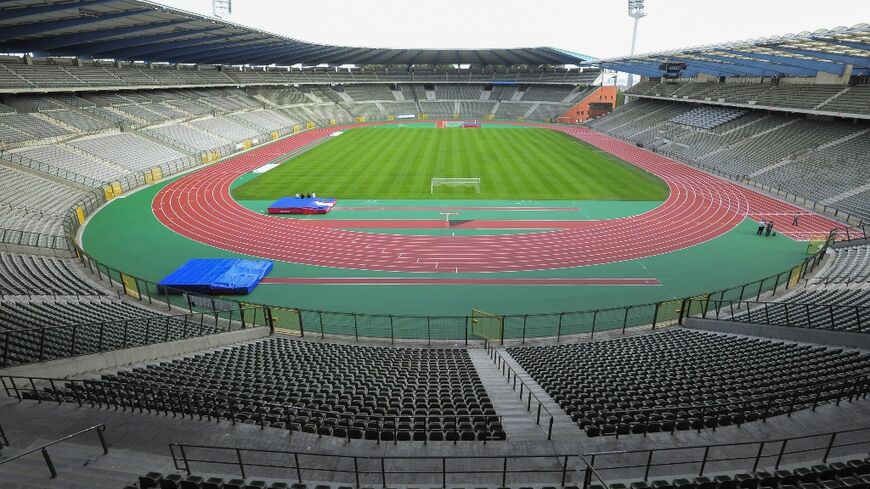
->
[268,196,337,214]
[159,259,273,295]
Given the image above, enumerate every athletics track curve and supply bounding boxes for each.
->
[152,124,842,273]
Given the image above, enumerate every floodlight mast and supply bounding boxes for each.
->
[627,0,647,89]
[213,0,231,18]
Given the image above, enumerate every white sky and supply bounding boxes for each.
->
[158,0,869,60]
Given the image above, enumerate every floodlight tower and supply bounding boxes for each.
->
[213,0,231,18]
[627,0,647,88]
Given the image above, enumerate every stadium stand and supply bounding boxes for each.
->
[588,99,870,221]
[507,329,870,436]
[70,133,192,173]
[626,81,870,117]
[35,336,504,442]
[0,252,101,296]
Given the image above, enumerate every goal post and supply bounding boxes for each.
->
[471,309,504,345]
[431,177,480,194]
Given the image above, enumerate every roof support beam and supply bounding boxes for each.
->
[601,62,664,78]
[102,32,263,59]
[698,53,816,76]
[130,33,259,61]
[0,19,192,52]
[812,37,870,52]
[0,0,121,22]
[189,42,290,64]
[775,48,870,68]
[716,49,845,76]
[665,57,758,76]
[217,44,307,65]
[2,8,150,38]
[64,27,215,57]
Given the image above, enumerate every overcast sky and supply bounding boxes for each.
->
[158,0,868,60]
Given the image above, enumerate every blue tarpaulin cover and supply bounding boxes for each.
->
[267,196,337,214]
[158,259,273,295]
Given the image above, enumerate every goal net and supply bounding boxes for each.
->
[431,177,480,194]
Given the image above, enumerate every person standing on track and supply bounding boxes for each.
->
[792,213,799,226]
[757,220,766,236]
[765,221,774,237]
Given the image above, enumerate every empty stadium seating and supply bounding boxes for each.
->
[0,252,101,296]
[507,329,870,436]
[588,99,870,220]
[40,337,505,442]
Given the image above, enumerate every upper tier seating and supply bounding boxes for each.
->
[588,99,870,220]
[342,84,395,102]
[46,337,504,442]
[521,86,574,102]
[729,288,869,332]
[508,329,870,436]
[8,144,124,184]
[627,81,870,116]
[435,85,483,100]
[672,106,747,129]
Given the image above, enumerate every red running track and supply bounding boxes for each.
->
[152,124,844,273]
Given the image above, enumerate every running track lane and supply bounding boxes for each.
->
[152,124,844,273]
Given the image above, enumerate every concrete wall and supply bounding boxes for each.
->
[685,318,870,350]
[0,327,270,378]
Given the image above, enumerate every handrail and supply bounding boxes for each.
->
[0,376,504,444]
[687,298,869,333]
[0,421,7,447]
[485,343,555,440]
[0,424,107,479]
[165,425,870,486]
[579,425,870,486]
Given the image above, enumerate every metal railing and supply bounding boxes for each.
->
[170,444,578,487]
[0,376,504,445]
[61,227,833,344]
[0,421,7,447]
[166,426,870,486]
[0,424,107,479]
[0,306,266,368]
[686,299,870,333]
[580,426,870,485]
[485,343,555,440]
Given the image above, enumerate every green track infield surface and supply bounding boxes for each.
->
[85,176,808,319]
[231,127,669,201]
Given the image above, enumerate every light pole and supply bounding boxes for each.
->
[213,0,232,18]
[627,0,647,89]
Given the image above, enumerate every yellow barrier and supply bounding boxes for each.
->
[293,124,302,133]
[271,131,279,140]
[419,113,429,120]
[354,116,366,123]
[144,172,154,184]
[788,265,802,288]
[270,307,302,336]
[104,186,115,201]
[387,115,396,121]
[485,114,495,120]
[328,119,336,126]
[306,121,316,129]
[120,273,141,299]
[152,168,163,181]
[75,206,86,225]
[111,182,123,197]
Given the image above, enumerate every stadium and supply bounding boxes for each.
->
[0,0,869,487]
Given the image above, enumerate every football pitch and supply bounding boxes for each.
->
[231,126,670,201]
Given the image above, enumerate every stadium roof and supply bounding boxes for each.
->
[591,24,870,78]
[0,0,594,66]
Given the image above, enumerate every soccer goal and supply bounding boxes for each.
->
[431,177,480,194]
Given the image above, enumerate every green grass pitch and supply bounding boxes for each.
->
[231,127,670,201]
